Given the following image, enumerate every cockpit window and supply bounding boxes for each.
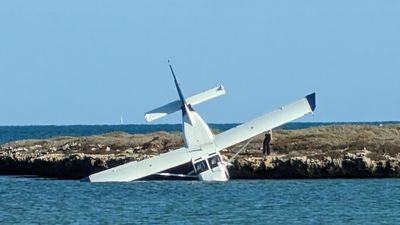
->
[194,160,209,174]
[207,155,221,169]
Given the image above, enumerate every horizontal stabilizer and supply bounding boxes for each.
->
[186,85,225,106]
[145,100,181,122]
[88,147,191,182]
[214,93,316,151]
[145,85,225,122]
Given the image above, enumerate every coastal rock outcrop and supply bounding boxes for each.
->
[1,125,399,179]
[228,153,400,179]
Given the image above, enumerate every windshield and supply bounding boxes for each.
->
[194,160,209,174]
[207,155,221,169]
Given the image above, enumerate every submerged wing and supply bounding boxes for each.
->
[88,147,191,182]
[214,93,316,151]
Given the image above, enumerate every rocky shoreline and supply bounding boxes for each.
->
[1,125,400,179]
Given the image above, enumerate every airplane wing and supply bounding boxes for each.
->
[88,147,191,182]
[214,93,316,151]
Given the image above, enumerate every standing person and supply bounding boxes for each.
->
[263,130,272,156]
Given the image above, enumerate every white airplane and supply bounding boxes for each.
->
[86,64,316,182]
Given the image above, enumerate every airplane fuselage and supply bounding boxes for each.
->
[183,105,229,181]
[85,63,316,183]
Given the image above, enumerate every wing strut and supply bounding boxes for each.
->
[228,138,254,163]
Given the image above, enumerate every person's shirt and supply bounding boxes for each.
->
[265,133,272,142]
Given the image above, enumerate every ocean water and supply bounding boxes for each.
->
[2,122,400,224]
[1,122,398,145]
[1,177,400,224]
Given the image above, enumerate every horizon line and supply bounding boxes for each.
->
[0,121,399,127]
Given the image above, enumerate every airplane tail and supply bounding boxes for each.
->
[169,62,187,106]
[145,85,225,122]
[145,62,225,122]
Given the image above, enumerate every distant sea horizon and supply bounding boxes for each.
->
[0,121,399,145]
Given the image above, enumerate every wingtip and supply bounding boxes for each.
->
[144,113,157,123]
[306,92,316,112]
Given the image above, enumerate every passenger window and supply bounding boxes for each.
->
[194,160,209,174]
[207,155,221,169]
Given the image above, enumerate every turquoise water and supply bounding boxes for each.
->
[1,177,400,224]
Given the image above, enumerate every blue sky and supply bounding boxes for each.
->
[0,1,399,125]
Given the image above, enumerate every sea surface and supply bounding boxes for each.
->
[1,177,400,225]
[1,122,400,224]
[1,122,398,145]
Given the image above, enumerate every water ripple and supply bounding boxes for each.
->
[1,177,400,224]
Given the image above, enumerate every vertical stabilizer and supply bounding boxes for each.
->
[168,61,193,125]
[168,61,186,105]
